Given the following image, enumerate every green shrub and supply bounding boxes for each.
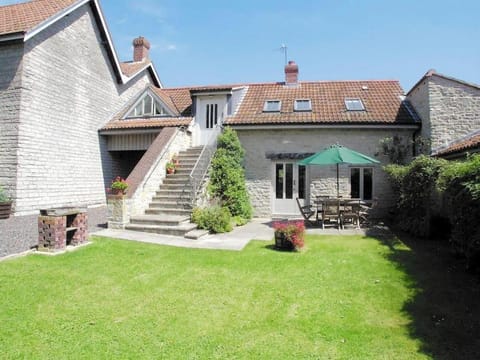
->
[209,127,252,221]
[191,206,233,234]
[384,156,446,237]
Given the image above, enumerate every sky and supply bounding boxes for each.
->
[1,0,479,91]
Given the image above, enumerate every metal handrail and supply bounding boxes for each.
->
[178,125,221,208]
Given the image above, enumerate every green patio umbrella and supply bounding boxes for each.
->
[298,144,380,197]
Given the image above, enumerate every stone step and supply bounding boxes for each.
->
[184,229,209,240]
[125,223,197,237]
[145,208,191,216]
[161,183,191,190]
[129,214,189,226]
[150,201,190,209]
[162,177,190,184]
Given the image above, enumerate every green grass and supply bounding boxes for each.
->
[0,235,427,359]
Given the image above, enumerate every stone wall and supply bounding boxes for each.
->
[0,42,24,201]
[408,75,480,152]
[15,4,153,215]
[236,128,414,218]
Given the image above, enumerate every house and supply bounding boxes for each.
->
[5,0,468,258]
[0,0,164,256]
[406,69,480,157]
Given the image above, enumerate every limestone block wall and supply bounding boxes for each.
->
[15,4,153,215]
[408,75,480,152]
[0,42,24,201]
[236,128,414,218]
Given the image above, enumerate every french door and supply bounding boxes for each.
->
[273,162,307,215]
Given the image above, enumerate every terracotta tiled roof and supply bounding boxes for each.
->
[101,117,192,131]
[100,86,194,131]
[226,80,416,125]
[435,131,480,157]
[0,0,79,36]
[120,61,152,77]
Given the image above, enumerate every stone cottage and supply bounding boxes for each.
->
[2,0,478,258]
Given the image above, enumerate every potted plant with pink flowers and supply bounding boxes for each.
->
[272,220,305,251]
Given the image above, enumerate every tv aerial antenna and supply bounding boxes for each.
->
[280,44,288,65]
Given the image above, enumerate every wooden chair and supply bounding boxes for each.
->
[295,197,316,226]
[341,199,361,229]
[321,199,340,229]
[315,196,330,223]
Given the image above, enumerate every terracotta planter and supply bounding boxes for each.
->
[167,168,175,175]
[274,232,294,250]
[0,201,12,219]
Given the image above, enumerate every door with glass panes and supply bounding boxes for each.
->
[273,162,307,215]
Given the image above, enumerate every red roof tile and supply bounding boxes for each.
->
[226,80,416,125]
[0,0,79,36]
[120,61,152,77]
[435,132,480,157]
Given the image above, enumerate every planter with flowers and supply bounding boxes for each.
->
[273,220,305,251]
[0,185,12,220]
[166,161,176,175]
[107,177,129,229]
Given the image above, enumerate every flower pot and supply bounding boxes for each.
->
[167,168,175,175]
[274,233,294,250]
[0,201,12,219]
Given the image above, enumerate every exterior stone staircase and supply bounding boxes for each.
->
[126,146,205,237]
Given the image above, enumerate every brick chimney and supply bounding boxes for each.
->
[133,36,150,62]
[285,60,299,85]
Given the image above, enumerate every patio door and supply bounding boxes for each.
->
[273,162,307,215]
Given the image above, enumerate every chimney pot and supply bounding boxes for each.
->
[285,60,299,85]
[133,36,151,62]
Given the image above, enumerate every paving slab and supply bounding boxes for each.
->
[92,219,390,251]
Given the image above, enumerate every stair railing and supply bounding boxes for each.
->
[179,124,221,209]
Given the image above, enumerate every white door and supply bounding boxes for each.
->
[273,162,307,215]
[197,99,223,145]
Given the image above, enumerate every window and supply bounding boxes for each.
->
[350,167,373,200]
[263,100,281,112]
[298,165,306,199]
[345,98,365,111]
[294,99,312,112]
[126,93,169,118]
[206,103,218,129]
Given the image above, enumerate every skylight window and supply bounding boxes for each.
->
[294,99,312,112]
[126,93,169,118]
[263,100,281,112]
[345,98,365,111]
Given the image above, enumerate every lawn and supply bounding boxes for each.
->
[0,235,430,359]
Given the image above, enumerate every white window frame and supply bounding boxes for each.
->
[350,167,374,200]
[345,98,365,111]
[263,100,281,112]
[125,91,172,118]
[294,99,312,112]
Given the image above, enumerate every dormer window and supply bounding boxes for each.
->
[294,99,312,112]
[263,100,281,112]
[345,98,365,111]
[126,93,169,118]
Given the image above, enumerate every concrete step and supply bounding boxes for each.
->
[130,214,189,226]
[149,201,190,209]
[162,177,190,184]
[161,183,191,190]
[125,223,197,237]
[184,229,209,240]
[145,208,192,216]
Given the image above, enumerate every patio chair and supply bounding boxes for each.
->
[341,199,361,229]
[295,197,316,226]
[315,196,330,223]
[321,199,340,229]
[359,198,378,227]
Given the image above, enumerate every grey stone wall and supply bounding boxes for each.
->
[0,42,24,200]
[236,128,414,218]
[15,4,153,215]
[408,75,480,152]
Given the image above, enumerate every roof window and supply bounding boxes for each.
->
[126,93,169,118]
[294,99,312,112]
[263,100,281,112]
[345,98,365,111]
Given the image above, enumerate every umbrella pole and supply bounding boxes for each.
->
[336,164,339,198]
